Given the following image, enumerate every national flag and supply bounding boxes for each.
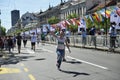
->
[92,13,100,22]
[75,19,80,26]
[70,18,76,25]
[88,15,94,22]
[99,9,111,18]
[83,16,88,24]
[65,20,71,25]
[98,13,104,22]
[60,21,66,29]
[80,18,86,28]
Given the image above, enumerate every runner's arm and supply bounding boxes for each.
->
[50,31,57,38]
[65,39,71,53]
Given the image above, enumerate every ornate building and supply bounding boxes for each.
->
[36,0,86,26]
[37,3,63,26]
[21,12,38,27]
[61,0,86,20]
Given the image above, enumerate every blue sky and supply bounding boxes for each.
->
[0,0,67,31]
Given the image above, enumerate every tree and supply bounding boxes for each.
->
[48,16,60,25]
[0,26,6,36]
[67,13,78,19]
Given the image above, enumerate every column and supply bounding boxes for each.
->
[82,7,84,17]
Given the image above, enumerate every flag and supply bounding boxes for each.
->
[98,13,104,22]
[60,21,66,29]
[65,20,71,25]
[75,19,80,26]
[79,18,86,29]
[99,9,111,18]
[92,12,100,22]
[70,19,76,25]
[84,15,89,21]
[88,15,94,22]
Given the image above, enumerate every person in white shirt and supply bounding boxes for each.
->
[31,32,37,51]
[50,30,71,70]
[109,22,117,50]
[22,34,27,48]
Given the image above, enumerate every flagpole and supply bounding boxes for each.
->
[0,9,1,36]
[105,0,107,46]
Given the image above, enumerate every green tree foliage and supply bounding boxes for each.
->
[48,16,60,24]
[0,26,6,36]
[67,13,78,19]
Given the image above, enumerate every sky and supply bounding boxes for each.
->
[0,0,67,31]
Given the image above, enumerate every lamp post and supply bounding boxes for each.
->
[0,10,1,36]
[105,0,107,46]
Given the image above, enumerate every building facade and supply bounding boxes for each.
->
[21,12,38,28]
[61,0,86,20]
[37,0,86,26]
[37,3,63,26]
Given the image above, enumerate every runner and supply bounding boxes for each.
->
[16,33,22,53]
[22,34,27,48]
[7,36,13,54]
[50,31,71,70]
[30,32,37,51]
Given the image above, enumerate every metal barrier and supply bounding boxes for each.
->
[46,35,120,51]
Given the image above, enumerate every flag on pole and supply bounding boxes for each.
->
[65,20,71,25]
[70,19,76,25]
[89,15,94,22]
[92,12,100,22]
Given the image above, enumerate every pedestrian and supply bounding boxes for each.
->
[13,35,16,47]
[50,31,71,70]
[7,36,13,54]
[37,35,40,45]
[109,22,117,51]
[41,32,46,45]
[0,36,4,52]
[16,33,22,53]
[22,34,27,48]
[89,25,96,48]
[30,32,37,51]
[4,36,8,50]
[81,28,87,47]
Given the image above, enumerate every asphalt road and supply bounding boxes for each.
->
[0,42,120,80]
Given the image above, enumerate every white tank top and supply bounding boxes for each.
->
[57,36,66,50]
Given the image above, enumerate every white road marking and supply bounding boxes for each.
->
[38,47,108,70]
[67,56,108,70]
[26,44,108,70]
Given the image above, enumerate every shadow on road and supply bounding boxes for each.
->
[35,58,46,61]
[59,69,90,77]
[65,60,82,64]
[2,53,35,65]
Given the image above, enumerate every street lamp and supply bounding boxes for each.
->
[0,10,1,36]
[105,0,107,46]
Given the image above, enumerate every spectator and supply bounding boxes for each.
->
[109,22,117,51]
[89,25,96,48]
[81,28,87,47]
